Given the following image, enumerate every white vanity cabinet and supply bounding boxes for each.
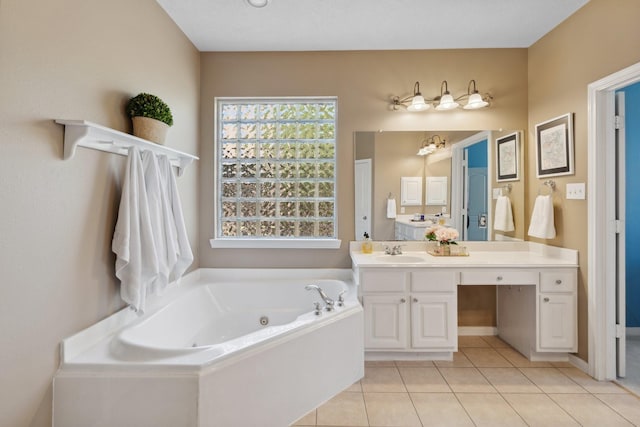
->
[538,270,578,352]
[360,269,457,352]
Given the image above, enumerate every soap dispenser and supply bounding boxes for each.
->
[361,232,373,254]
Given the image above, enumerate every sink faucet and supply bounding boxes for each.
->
[305,284,335,311]
[384,245,403,255]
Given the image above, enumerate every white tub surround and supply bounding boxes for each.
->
[350,241,578,362]
[53,268,363,427]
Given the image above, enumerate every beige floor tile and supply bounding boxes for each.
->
[434,352,474,368]
[495,347,552,368]
[479,367,542,393]
[365,360,397,367]
[394,359,435,367]
[398,367,451,392]
[502,393,579,426]
[519,367,588,393]
[438,367,496,393]
[410,393,474,427]
[292,409,316,426]
[550,361,575,368]
[596,393,640,425]
[558,367,629,394]
[462,347,513,367]
[549,393,634,426]
[344,381,362,393]
[456,393,527,426]
[481,335,511,348]
[361,367,406,393]
[458,335,491,348]
[316,392,368,426]
[363,392,421,427]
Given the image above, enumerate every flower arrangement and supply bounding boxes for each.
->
[425,225,459,245]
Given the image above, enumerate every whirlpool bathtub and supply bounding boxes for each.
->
[53,268,364,427]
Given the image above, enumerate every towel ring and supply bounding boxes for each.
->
[500,184,512,196]
[538,179,556,195]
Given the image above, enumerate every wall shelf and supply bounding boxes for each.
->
[55,119,198,176]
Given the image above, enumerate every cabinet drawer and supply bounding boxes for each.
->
[540,270,576,293]
[459,270,538,285]
[360,270,408,292]
[410,270,456,292]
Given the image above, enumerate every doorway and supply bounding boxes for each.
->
[588,61,640,382]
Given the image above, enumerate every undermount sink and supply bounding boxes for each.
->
[375,255,426,263]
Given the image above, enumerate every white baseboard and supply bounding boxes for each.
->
[569,354,589,373]
[458,326,498,336]
[627,327,640,336]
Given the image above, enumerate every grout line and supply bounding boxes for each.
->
[591,392,639,426]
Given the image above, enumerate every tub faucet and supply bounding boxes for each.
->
[305,284,335,311]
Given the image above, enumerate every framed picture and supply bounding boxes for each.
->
[496,132,520,182]
[535,113,574,178]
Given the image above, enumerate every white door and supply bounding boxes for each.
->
[355,159,372,240]
[616,91,627,377]
[539,294,576,351]
[363,295,408,349]
[411,294,457,349]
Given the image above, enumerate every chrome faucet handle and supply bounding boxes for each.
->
[337,290,346,307]
[384,245,392,254]
[313,302,322,315]
[325,300,335,312]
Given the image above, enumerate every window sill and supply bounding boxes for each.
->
[209,238,342,249]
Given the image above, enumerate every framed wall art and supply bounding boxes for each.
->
[535,113,574,178]
[496,132,520,182]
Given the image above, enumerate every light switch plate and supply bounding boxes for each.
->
[566,183,586,200]
[492,188,501,199]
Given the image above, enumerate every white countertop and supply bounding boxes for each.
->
[350,241,578,269]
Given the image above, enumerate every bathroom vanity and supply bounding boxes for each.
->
[350,241,578,361]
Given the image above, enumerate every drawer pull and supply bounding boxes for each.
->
[543,297,550,302]
[496,276,503,281]
[400,298,406,303]
[555,279,563,285]
[413,298,418,303]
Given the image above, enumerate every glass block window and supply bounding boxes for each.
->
[215,97,337,241]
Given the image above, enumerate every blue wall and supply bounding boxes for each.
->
[466,139,488,168]
[621,82,640,327]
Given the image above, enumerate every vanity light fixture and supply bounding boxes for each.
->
[391,80,492,112]
[417,134,446,156]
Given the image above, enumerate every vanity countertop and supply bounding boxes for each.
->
[350,241,578,269]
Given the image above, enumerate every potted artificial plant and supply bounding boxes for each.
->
[126,93,173,144]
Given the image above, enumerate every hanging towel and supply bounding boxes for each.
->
[387,198,397,219]
[141,150,173,295]
[494,195,515,232]
[159,155,194,281]
[112,147,159,313]
[528,194,556,239]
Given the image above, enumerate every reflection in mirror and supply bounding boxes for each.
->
[354,130,524,242]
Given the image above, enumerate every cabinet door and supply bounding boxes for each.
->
[411,294,457,350]
[538,294,577,351]
[363,295,408,349]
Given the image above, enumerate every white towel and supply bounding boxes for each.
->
[159,155,193,281]
[112,147,159,312]
[387,198,397,219]
[528,195,556,239]
[494,195,515,232]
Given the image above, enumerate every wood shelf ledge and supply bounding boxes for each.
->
[55,119,198,176]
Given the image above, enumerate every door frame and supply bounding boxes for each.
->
[451,131,492,240]
[588,61,640,380]
[354,158,372,240]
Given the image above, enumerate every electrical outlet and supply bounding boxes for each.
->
[492,188,501,199]
[566,183,586,200]
[400,207,405,214]
[441,206,447,214]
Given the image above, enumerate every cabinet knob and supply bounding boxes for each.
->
[543,297,550,302]
[413,298,418,303]
[555,279,562,285]
[400,298,406,303]
[496,276,503,281]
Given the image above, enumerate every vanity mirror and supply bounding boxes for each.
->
[354,130,525,242]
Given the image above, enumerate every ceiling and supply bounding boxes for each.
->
[156,0,589,52]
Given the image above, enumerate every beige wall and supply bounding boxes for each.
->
[199,49,529,268]
[528,0,640,360]
[0,1,200,426]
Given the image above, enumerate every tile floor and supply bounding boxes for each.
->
[292,336,640,427]
[617,335,640,396]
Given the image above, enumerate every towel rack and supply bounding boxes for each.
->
[55,120,199,177]
[500,183,512,195]
[538,179,556,195]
